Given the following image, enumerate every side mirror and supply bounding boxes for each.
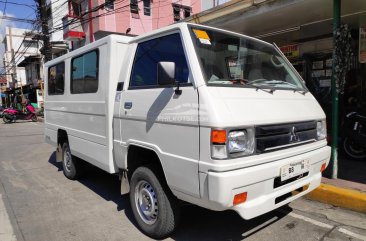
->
[157,62,175,86]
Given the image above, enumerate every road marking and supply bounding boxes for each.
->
[0,194,17,241]
[288,211,366,240]
[338,228,366,241]
[288,212,334,229]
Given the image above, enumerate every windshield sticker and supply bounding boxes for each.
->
[193,29,211,45]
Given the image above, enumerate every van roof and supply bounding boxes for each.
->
[45,22,271,66]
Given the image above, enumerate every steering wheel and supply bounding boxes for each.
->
[271,55,285,68]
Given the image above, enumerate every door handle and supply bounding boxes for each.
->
[124,102,133,109]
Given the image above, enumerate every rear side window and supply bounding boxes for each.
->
[71,50,99,94]
[129,33,190,88]
[48,62,65,95]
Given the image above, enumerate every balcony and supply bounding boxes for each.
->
[62,15,85,41]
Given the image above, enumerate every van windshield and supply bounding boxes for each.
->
[189,27,306,91]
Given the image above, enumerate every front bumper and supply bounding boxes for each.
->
[206,145,330,219]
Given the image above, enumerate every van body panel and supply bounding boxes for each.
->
[198,86,325,128]
[120,87,200,197]
[45,35,132,174]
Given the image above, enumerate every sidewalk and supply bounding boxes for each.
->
[306,154,366,213]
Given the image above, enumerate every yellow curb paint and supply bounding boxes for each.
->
[306,183,366,213]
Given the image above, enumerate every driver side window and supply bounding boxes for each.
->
[129,33,190,89]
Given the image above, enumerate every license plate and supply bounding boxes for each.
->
[280,160,310,182]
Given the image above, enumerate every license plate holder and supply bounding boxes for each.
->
[280,160,310,182]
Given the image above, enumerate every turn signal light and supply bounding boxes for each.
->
[233,192,247,205]
[211,130,227,144]
[320,163,327,172]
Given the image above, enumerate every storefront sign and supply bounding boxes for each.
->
[280,44,300,59]
[360,28,366,63]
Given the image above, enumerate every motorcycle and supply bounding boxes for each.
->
[2,103,38,123]
[342,112,366,160]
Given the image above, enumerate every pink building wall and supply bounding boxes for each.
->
[93,0,201,37]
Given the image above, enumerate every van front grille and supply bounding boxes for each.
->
[256,121,317,153]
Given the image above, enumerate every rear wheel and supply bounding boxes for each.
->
[62,142,83,179]
[31,115,38,122]
[129,166,180,239]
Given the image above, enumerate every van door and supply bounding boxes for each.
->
[120,33,200,197]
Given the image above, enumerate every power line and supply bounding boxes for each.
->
[0,0,36,10]
[0,15,37,24]
[0,0,8,26]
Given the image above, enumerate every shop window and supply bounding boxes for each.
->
[130,0,138,13]
[130,33,190,88]
[71,50,99,94]
[48,62,65,95]
[143,0,151,16]
[105,0,114,10]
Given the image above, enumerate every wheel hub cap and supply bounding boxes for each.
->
[135,180,158,225]
[64,151,72,172]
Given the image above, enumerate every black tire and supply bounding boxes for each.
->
[62,142,83,180]
[31,115,38,122]
[129,166,180,239]
[3,115,12,123]
[343,137,366,160]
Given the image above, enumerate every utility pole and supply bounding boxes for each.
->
[36,0,52,62]
[331,0,341,179]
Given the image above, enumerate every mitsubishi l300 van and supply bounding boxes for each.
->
[44,23,331,239]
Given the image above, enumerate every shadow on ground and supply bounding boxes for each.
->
[48,151,291,240]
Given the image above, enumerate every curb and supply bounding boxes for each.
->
[306,183,366,213]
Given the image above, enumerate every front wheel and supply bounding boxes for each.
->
[129,166,180,239]
[343,137,366,160]
[3,115,12,123]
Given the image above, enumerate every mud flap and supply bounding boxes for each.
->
[56,144,62,162]
[120,171,130,195]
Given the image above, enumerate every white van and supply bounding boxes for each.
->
[44,23,331,238]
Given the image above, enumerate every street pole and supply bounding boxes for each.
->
[36,0,52,62]
[331,0,341,179]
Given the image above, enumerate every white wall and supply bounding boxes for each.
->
[2,27,40,87]
[47,0,68,42]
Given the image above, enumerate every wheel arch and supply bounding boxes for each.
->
[56,129,68,162]
[126,144,170,189]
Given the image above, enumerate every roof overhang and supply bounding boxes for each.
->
[186,0,366,45]
[17,55,42,67]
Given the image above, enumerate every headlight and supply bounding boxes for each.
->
[317,120,327,140]
[228,130,255,155]
[211,128,255,159]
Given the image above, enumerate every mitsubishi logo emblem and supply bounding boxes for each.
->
[290,126,299,142]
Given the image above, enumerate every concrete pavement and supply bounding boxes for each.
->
[1,120,366,241]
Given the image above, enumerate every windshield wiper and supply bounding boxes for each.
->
[255,80,308,95]
[244,81,276,94]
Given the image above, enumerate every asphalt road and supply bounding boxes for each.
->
[0,121,366,241]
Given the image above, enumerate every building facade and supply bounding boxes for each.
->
[2,27,40,88]
[47,0,70,58]
[61,0,204,48]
